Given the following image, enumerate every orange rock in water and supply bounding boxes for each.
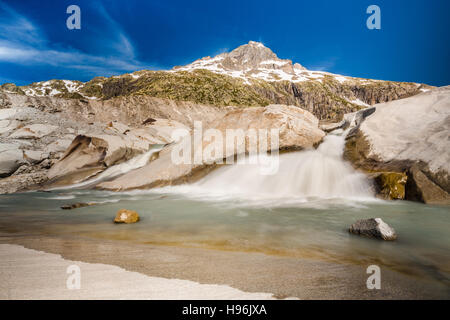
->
[114,209,140,224]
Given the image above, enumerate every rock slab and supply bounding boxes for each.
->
[345,87,450,205]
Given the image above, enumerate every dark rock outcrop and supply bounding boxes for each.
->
[405,164,450,205]
[369,172,407,200]
[61,202,97,210]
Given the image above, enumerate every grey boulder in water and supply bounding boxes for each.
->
[349,218,397,241]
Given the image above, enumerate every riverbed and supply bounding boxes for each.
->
[0,188,449,299]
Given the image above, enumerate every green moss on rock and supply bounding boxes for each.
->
[370,172,407,200]
[0,83,25,95]
[9,69,424,122]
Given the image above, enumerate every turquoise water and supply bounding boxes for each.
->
[0,189,449,288]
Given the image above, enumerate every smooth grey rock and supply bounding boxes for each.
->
[320,120,346,133]
[0,108,20,120]
[345,107,376,138]
[23,150,47,164]
[9,124,58,139]
[345,87,450,204]
[0,143,23,177]
[44,138,73,154]
[0,119,20,135]
[349,218,397,241]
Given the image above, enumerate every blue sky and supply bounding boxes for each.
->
[0,0,449,86]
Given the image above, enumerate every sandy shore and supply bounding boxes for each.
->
[1,232,448,299]
[0,244,285,300]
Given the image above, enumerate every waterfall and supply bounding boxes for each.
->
[191,129,374,200]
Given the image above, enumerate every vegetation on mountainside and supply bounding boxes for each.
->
[1,69,427,121]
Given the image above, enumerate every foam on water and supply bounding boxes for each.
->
[45,195,76,200]
[149,130,375,206]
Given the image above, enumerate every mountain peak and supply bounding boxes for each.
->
[224,41,279,70]
[247,40,265,47]
[174,41,311,83]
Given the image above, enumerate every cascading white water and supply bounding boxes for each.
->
[191,129,374,200]
[56,145,164,190]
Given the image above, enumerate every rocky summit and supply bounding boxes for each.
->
[175,41,306,78]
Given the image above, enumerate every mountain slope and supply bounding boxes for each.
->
[0,41,431,121]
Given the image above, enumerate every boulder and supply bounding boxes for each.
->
[405,164,450,205]
[61,202,97,210]
[349,218,397,241]
[319,120,346,133]
[210,104,324,151]
[106,121,130,134]
[319,107,375,134]
[0,119,20,134]
[344,87,450,204]
[47,135,107,184]
[0,171,48,194]
[90,134,139,167]
[23,150,48,164]
[0,108,20,120]
[344,107,376,128]
[0,143,23,177]
[9,124,58,139]
[45,119,187,187]
[0,93,211,193]
[44,138,74,154]
[114,209,140,224]
[136,118,189,144]
[98,104,325,191]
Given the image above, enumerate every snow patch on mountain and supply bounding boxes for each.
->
[172,41,354,84]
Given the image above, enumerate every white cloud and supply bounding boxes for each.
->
[95,3,136,58]
[0,43,37,61]
[306,57,339,72]
[0,2,44,46]
[0,2,156,81]
[0,39,130,66]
